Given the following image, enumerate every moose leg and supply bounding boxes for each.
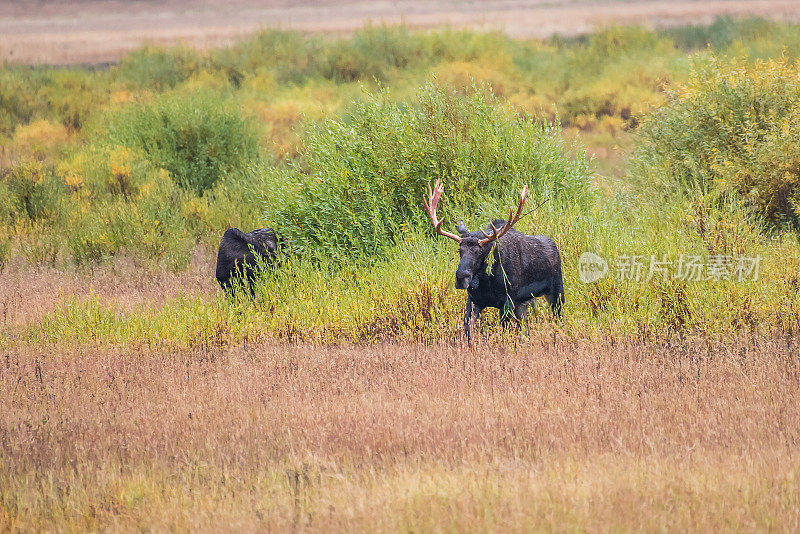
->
[514,301,530,323]
[464,296,473,344]
[544,273,565,318]
[464,296,483,346]
[498,300,529,332]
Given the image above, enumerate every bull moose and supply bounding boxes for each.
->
[215,227,280,293]
[423,179,563,343]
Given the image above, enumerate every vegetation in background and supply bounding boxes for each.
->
[107,90,259,195]
[117,46,203,91]
[266,83,591,262]
[631,55,800,232]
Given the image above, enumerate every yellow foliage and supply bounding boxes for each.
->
[56,152,88,195]
[253,99,314,160]
[108,146,133,179]
[11,120,70,160]
[432,53,519,97]
[11,160,46,185]
[245,83,342,157]
[596,114,628,134]
[636,54,800,226]
[507,91,554,119]
[256,99,303,127]
[243,68,277,94]
[181,196,210,224]
[111,90,134,104]
[55,146,148,199]
[183,70,230,91]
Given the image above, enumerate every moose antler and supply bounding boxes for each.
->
[423,179,462,243]
[478,185,528,245]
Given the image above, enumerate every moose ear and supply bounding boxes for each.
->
[456,220,470,235]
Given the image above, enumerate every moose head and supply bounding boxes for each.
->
[423,179,528,290]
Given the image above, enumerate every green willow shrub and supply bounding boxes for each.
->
[117,46,202,91]
[665,15,764,51]
[35,69,108,131]
[214,29,324,85]
[0,66,38,136]
[631,55,800,231]
[320,24,424,82]
[217,26,513,87]
[0,66,109,135]
[107,90,259,195]
[2,161,63,222]
[65,169,193,268]
[61,151,264,267]
[664,16,800,55]
[264,83,592,262]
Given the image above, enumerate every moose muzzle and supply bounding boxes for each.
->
[455,270,474,290]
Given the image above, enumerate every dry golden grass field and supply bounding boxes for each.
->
[3,329,800,530]
[1,258,800,530]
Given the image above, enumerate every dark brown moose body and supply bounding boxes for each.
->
[215,227,279,293]
[424,179,564,343]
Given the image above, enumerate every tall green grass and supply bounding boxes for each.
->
[24,187,800,346]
